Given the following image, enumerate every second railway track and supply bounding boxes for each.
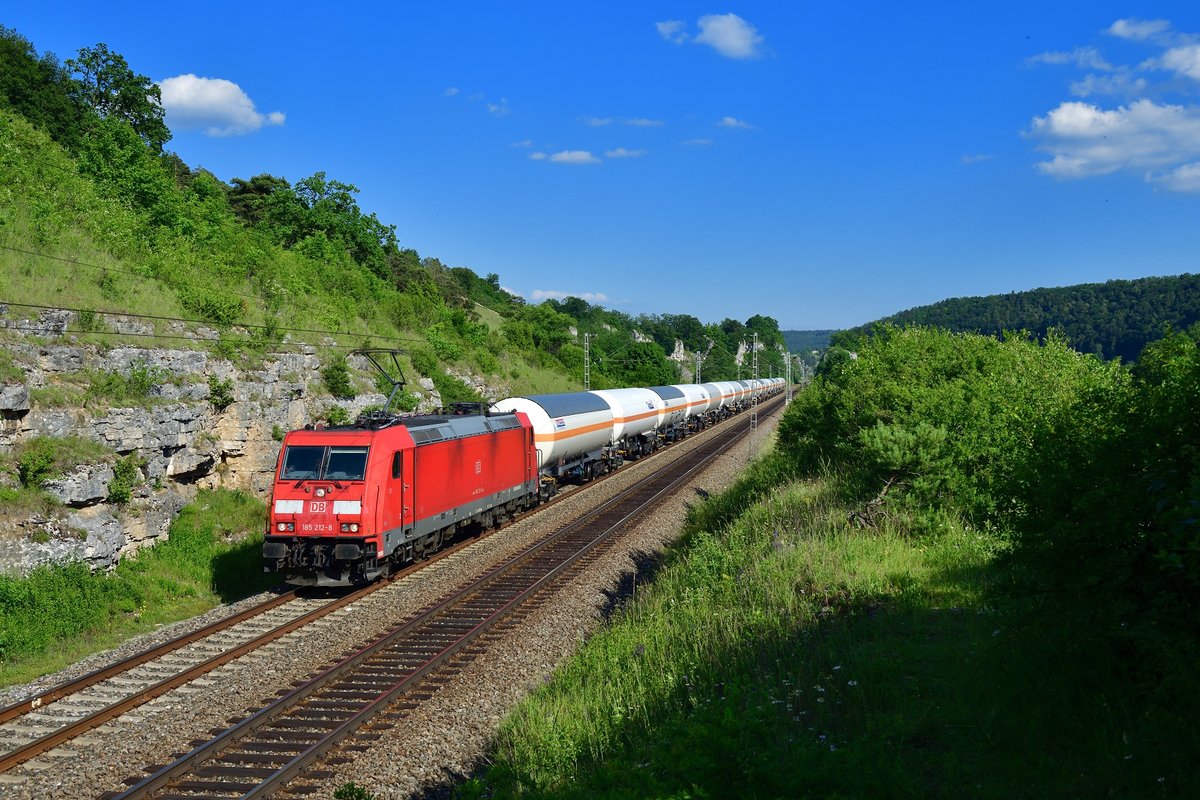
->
[103,399,779,800]
[0,395,781,799]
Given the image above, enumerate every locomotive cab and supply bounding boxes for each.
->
[264,430,383,586]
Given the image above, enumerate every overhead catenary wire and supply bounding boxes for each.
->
[0,322,410,353]
[1,244,276,306]
[0,300,427,347]
[5,244,792,374]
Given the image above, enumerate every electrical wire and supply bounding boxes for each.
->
[0,299,427,346]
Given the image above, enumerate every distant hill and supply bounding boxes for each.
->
[783,330,836,354]
[840,275,1200,362]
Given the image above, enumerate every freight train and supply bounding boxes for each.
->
[263,377,786,586]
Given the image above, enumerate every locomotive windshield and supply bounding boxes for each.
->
[280,445,369,481]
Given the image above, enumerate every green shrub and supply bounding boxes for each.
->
[178,285,245,325]
[16,436,110,487]
[431,371,480,405]
[777,326,1127,523]
[427,323,464,362]
[409,346,438,377]
[75,309,108,333]
[474,347,500,375]
[85,361,170,407]
[107,454,144,504]
[208,375,235,410]
[777,323,1200,620]
[322,405,352,426]
[322,356,356,399]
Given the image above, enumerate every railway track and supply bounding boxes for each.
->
[100,398,779,799]
[0,394,780,796]
[0,400,766,772]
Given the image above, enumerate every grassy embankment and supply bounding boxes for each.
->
[0,489,278,688]
[463,449,1196,799]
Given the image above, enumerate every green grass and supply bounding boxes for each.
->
[10,434,111,487]
[463,456,1199,799]
[0,347,25,383]
[0,488,281,687]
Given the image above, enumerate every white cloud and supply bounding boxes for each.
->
[1027,47,1113,71]
[1070,73,1149,97]
[159,74,284,137]
[717,116,755,129]
[511,139,534,148]
[529,152,547,161]
[656,20,688,45]
[1026,18,1200,192]
[444,87,460,97]
[532,290,609,302]
[581,116,663,128]
[487,99,510,117]
[683,138,713,146]
[1108,18,1171,41]
[695,13,764,59]
[961,153,996,165]
[1152,162,1200,191]
[1028,99,1200,187]
[605,147,646,158]
[1161,44,1200,80]
[549,150,600,164]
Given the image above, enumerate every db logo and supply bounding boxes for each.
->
[310,501,327,513]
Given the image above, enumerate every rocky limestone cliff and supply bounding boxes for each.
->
[0,307,501,577]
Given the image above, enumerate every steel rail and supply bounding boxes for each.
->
[0,391,779,778]
[103,396,782,800]
[0,527,484,774]
[0,591,296,727]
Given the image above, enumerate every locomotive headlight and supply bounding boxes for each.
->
[315,487,327,498]
[350,522,359,532]
[340,522,361,533]
[277,522,286,532]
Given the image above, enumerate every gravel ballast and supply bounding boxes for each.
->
[0,405,782,799]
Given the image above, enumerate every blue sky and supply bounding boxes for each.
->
[6,3,1200,330]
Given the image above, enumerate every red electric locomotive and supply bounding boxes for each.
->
[263,406,539,586]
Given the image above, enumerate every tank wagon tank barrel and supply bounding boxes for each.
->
[263,356,785,587]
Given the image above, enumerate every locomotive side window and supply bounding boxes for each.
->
[281,446,324,480]
[392,452,402,479]
[326,447,369,481]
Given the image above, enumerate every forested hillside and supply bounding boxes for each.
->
[781,330,834,354]
[0,26,789,401]
[838,275,1200,361]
